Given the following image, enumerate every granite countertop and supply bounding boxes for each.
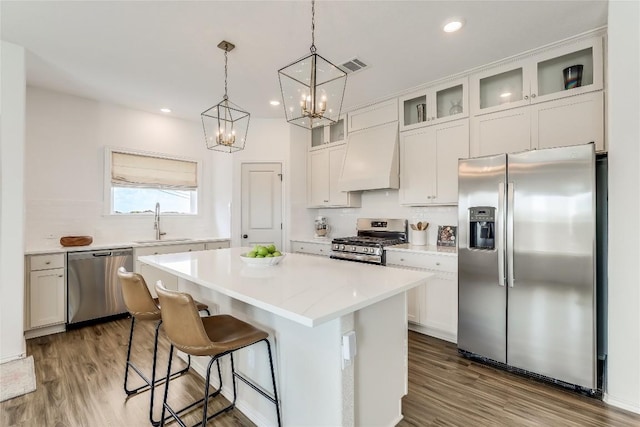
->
[139,247,431,327]
[25,237,230,255]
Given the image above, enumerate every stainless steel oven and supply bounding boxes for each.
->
[330,218,407,265]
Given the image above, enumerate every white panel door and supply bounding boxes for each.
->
[241,163,283,249]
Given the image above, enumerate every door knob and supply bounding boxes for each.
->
[243,234,248,238]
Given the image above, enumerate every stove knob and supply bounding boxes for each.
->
[366,247,372,253]
[351,246,356,251]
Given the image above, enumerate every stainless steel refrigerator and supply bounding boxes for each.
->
[457,144,598,391]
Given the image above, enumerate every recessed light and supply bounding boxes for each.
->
[160,108,172,113]
[443,18,464,33]
[270,100,281,106]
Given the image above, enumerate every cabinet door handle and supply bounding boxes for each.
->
[45,261,51,265]
[531,93,537,98]
[243,234,248,238]
[436,262,440,266]
[58,274,64,278]
[400,258,405,262]
[524,95,529,100]
[323,200,329,203]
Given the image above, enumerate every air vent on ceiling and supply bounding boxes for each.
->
[339,57,369,75]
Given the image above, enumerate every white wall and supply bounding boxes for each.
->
[605,0,640,414]
[0,41,27,363]
[25,87,229,249]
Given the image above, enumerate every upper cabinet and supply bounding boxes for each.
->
[307,144,361,208]
[310,116,347,150]
[399,77,468,131]
[470,36,603,116]
[400,120,469,206]
[347,98,398,133]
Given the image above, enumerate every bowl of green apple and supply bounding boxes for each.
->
[240,244,286,266]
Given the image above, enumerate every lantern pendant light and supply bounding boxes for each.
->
[278,0,347,130]
[202,41,250,153]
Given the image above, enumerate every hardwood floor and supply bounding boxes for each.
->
[399,331,640,427]
[2,321,639,426]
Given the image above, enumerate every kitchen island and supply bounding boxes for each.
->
[139,247,432,427]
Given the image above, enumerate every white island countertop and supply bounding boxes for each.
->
[139,247,432,327]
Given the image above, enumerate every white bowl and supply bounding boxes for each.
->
[240,252,286,267]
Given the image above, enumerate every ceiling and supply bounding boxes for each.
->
[2,1,608,122]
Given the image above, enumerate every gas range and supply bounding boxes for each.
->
[330,218,408,265]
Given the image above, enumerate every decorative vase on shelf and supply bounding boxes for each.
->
[563,64,583,89]
[449,99,463,115]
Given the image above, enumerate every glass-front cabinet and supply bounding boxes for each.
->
[399,77,468,131]
[310,116,347,150]
[471,36,603,115]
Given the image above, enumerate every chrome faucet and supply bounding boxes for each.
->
[154,202,166,240]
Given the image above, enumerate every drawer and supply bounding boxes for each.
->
[291,241,331,256]
[135,243,206,257]
[386,251,457,273]
[29,253,65,271]
[205,240,230,250]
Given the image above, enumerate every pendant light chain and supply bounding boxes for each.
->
[223,47,229,101]
[310,0,316,54]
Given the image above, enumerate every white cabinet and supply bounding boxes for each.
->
[134,242,207,297]
[291,240,331,256]
[26,253,66,330]
[347,98,398,133]
[532,90,604,150]
[399,78,468,131]
[205,240,230,250]
[307,144,361,208]
[471,91,604,157]
[386,250,458,343]
[470,108,531,157]
[311,116,347,150]
[399,120,469,205]
[470,36,603,116]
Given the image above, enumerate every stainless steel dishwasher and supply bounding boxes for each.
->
[67,248,133,326]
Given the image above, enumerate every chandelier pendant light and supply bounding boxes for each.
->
[202,41,250,153]
[278,0,347,129]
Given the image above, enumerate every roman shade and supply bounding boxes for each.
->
[111,151,197,189]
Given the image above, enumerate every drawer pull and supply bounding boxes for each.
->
[436,262,440,266]
[58,275,64,278]
[400,258,405,262]
[45,261,51,265]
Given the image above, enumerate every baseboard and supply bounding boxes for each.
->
[0,351,26,365]
[408,323,457,344]
[603,394,640,415]
[24,324,66,340]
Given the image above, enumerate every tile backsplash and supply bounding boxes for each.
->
[311,189,458,246]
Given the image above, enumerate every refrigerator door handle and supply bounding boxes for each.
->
[507,182,515,287]
[498,182,506,286]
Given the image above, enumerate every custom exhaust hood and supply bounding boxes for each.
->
[338,122,399,192]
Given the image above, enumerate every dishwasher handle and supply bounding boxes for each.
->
[92,252,113,257]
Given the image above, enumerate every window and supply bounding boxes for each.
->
[106,148,199,215]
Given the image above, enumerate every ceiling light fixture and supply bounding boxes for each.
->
[443,18,464,33]
[278,0,347,129]
[270,100,281,106]
[160,108,172,113]
[201,40,250,153]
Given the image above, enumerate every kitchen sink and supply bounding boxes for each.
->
[133,238,194,244]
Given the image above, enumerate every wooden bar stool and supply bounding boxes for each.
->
[117,267,211,426]
[155,281,282,427]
